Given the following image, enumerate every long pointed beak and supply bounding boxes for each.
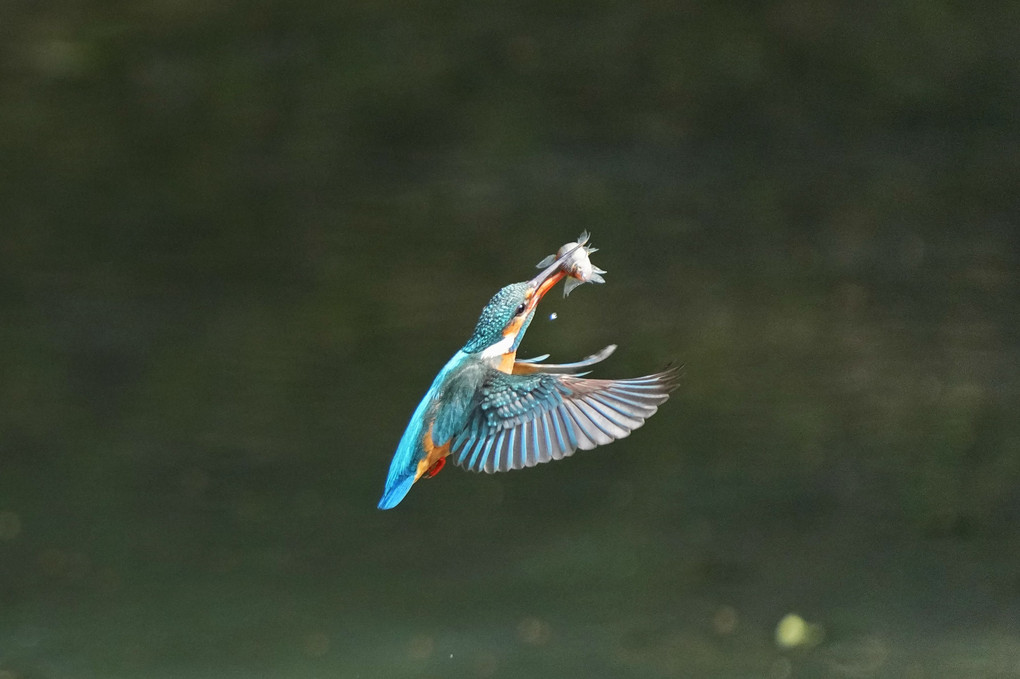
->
[525,242,583,310]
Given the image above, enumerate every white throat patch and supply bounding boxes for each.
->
[478,334,515,359]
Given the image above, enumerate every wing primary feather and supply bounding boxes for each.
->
[584,395,643,430]
[563,401,598,449]
[501,424,514,471]
[554,406,579,451]
[482,432,500,471]
[609,386,671,405]
[611,380,674,391]
[575,399,624,440]
[540,412,557,463]
[499,425,513,472]
[454,431,472,466]
[543,410,564,461]
[574,400,616,444]
[495,428,512,473]
[513,421,526,471]
[530,414,544,466]
[551,409,575,460]
[523,417,536,467]
[466,431,489,469]
[516,419,529,468]
[463,430,482,470]
[472,431,496,472]
[561,405,592,454]
[453,423,470,465]
[514,421,525,470]
[593,390,659,415]
[506,426,518,472]
[516,418,529,468]
[455,415,483,464]
[484,429,499,473]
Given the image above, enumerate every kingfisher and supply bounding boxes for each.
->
[377,235,680,510]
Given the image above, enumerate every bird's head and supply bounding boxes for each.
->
[462,246,578,357]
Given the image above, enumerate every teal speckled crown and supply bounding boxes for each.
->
[462,282,529,354]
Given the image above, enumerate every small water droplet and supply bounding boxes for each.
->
[549,312,557,321]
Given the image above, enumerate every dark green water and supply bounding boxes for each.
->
[2,2,1019,678]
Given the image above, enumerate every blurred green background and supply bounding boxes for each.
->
[2,1,1018,677]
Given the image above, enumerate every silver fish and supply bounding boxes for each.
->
[535,231,607,297]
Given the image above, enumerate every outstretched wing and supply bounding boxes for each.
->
[449,366,681,473]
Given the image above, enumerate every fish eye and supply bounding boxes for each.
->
[515,303,527,316]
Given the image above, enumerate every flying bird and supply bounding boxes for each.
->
[378,235,679,509]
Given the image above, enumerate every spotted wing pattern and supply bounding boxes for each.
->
[450,366,681,473]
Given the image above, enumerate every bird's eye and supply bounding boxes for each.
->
[515,303,527,316]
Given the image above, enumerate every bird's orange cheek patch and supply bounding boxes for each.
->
[502,316,525,337]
